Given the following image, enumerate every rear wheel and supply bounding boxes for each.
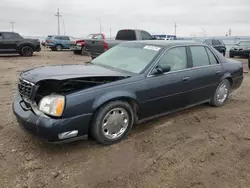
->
[210,79,230,107]
[56,45,62,51]
[229,54,234,58]
[20,46,33,57]
[91,101,134,145]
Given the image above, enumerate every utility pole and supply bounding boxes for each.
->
[174,22,177,36]
[10,22,15,32]
[55,8,62,35]
[62,19,66,35]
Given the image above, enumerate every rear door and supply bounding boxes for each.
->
[60,36,70,49]
[187,45,223,104]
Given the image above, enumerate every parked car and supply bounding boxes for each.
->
[0,32,41,56]
[12,40,243,145]
[85,29,156,59]
[70,33,105,55]
[203,39,226,56]
[229,41,250,58]
[45,35,73,51]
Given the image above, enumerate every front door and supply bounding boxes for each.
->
[139,46,194,119]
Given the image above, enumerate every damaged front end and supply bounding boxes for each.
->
[18,76,127,117]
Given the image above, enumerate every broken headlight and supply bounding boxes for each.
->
[38,95,65,117]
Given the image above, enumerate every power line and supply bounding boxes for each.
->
[55,8,62,35]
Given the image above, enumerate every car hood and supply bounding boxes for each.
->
[20,64,131,83]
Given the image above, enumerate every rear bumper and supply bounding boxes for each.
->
[87,51,103,58]
[12,93,92,143]
[229,50,250,57]
[70,45,82,51]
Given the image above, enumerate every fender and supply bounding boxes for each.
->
[92,90,137,110]
[18,43,36,51]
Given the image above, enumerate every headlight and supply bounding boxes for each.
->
[38,95,65,117]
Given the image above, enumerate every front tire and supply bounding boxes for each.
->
[91,101,134,145]
[20,46,33,57]
[210,79,230,107]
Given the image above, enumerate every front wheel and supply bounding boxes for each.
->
[91,101,134,145]
[20,46,33,57]
[210,79,230,107]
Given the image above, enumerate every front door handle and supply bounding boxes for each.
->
[182,77,190,81]
[216,70,221,74]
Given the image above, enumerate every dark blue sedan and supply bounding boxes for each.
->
[13,40,244,145]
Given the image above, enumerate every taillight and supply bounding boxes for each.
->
[104,42,108,51]
[49,40,53,43]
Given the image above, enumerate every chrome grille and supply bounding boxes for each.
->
[18,78,34,99]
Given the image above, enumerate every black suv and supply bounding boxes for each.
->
[0,32,41,56]
[203,39,226,56]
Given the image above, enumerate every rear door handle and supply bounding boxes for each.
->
[216,70,221,74]
[182,77,190,81]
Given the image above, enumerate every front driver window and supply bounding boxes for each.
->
[158,47,187,71]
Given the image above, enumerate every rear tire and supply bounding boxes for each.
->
[210,79,230,107]
[20,46,33,57]
[91,101,134,145]
[56,45,62,51]
[229,54,234,58]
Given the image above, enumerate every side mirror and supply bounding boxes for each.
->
[152,65,171,75]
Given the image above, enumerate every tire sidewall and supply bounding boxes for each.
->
[211,79,230,107]
[21,46,33,56]
[92,101,134,145]
[56,45,62,51]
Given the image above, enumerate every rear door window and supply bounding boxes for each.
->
[190,46,210,67]
[205,47,219,65]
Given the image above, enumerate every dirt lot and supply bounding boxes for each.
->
[0,49,250,188]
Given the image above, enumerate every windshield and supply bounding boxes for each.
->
[91,43,162,74]
[237,41,250,46]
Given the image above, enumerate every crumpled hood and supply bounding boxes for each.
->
[20,64,131,83]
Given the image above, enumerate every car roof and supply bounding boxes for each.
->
[124,40,204,47]
[0,32,19,34]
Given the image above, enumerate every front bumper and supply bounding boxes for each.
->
[12,94,92,143]
[229,50,250,57]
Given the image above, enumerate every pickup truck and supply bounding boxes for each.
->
[0,32,41,56]
[85,29,155,59]
[70,33,105,55]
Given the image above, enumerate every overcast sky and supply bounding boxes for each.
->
[0,0,250,38]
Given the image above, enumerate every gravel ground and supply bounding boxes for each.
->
[0,49,249,188]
